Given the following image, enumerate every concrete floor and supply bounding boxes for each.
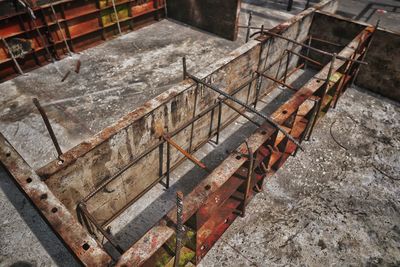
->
[199,86,400,266]
[1,0,399,266]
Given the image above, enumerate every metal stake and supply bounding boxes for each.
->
[33,98,63,160]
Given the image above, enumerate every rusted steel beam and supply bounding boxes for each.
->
[0,133,112,266]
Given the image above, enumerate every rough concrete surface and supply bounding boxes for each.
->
[199,87,400,266]
[1,0,399,266]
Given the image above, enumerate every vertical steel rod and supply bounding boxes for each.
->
[174,191,184,267]
[351,20,379,87]
[306,53,336,139]
[166,141,171,189]
[284,51,290,83]
[182,56,187,80]
[49,3,72,56]
[305,36,312,69]
[241,143,253,217]
[216,101,222,144]
[245,12,252,43]
[33,98,63,159]
[188,85,198,152]
[111,0,122,34]
[78,203,124,254]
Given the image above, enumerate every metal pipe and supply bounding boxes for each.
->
[186,72,304,150]
[163,134,209,171]
[32,98,63,159]
[1,38,24,75]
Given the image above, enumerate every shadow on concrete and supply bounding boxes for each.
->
[0,165,80,266]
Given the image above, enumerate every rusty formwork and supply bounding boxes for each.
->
[0,0,166,82]
[1,0,399,265]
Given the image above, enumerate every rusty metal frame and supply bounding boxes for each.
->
[0,4,378,266]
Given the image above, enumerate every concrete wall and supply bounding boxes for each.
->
[166,0,241,40]
[356,30,400,102]
[311,12,400,102]
[36,0,337,227]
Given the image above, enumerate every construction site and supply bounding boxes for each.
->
[0,0,399,266]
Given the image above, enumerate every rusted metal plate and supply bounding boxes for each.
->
[0,133,112,266]
[0,0,165,82]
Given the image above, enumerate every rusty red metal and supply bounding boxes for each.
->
[0,0,166,82]
[0,3,377,266]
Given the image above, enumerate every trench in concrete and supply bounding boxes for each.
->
[1,0,400,265]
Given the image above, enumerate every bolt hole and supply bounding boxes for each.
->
[51,207,58,213]
[82,243,90,251]
[26,177,32,183]
[205,184,211,190]
[261,130,267,135]
[282,110,288,114]
[224,218,229,224]
[6,152,11,157]
[236,155,242,160]
[40,194,47,200]
[316,80,321,83]
[57,159,64,165]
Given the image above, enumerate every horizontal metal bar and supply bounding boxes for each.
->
[256,71,296,91]
[222,100,262,127]
[251,30,368,65]
[286,49,324,67]
[186,72,303,150]
[163,134,209,171]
